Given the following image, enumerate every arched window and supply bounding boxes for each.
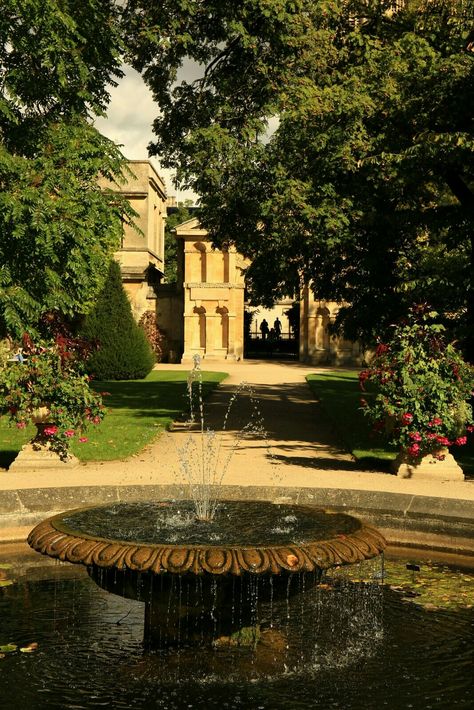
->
[217,306,229,350]
[193,305,206,349]
[193,242,207,283]
[316,306,331,351]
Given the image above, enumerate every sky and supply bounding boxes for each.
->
[94,65,197,203]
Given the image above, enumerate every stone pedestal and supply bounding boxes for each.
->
[392,449,464,481]
[9,441,79,471]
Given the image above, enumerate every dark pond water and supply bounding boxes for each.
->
[0,557,473,710]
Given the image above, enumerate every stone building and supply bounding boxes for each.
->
[156,218,248,363]
[108,160,362,365]
[100,160,167,320]
[299,287,363,365]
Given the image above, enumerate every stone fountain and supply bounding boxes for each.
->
[28,500,386,647]
[27,359,386,648]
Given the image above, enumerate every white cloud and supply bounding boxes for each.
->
[95,65,197,202]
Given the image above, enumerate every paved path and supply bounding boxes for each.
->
[1,359,474,501]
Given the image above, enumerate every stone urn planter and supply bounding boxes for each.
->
[9,406,79,471]
[391,448,464,481]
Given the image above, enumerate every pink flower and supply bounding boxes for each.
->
[428,417,443,427]
[409,432,422,442]
[64,429,75,438]
[407,443,420,456]
[92,415,101,425]
[435,435,451,446]
[44,425,58,436]
[467,425,474,433]
[455,436,467,446]
[79,437,88,443]
[426,432,436,440]
[16,421,27,429]
[401,413,413,425]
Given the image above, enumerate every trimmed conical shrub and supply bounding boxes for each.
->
[80,260,155,380]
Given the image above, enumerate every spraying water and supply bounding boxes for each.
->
[178,354,269,521]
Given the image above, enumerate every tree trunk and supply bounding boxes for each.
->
[444,171,474,362]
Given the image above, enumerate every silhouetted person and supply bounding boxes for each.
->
[260,319,269,340]
[273,317,282,339]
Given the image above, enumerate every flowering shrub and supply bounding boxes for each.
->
[0,334,106,460]
[138,310,164,362]
[359,306,474,463]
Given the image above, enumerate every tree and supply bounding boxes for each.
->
[122,0,474,350]
[79,260,155,380]
[0,1,132,338]
[164,200,195,283]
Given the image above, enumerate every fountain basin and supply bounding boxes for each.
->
[27,500,386,576]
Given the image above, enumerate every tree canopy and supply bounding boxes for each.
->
[0,1,132,339]
[164,200,195,283]
[122,0,474,349]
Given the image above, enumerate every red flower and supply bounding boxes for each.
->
[64,429,75,438]
[79,437,88,443]
[44,425,59,436]
[428,417,443,427]
[435,435,451,446]
[401,413,413,425]
[408,432,422,442]
[407,443,420,456]
[455,436,467,446]
[376,343,389,356]
[16,421,27,430]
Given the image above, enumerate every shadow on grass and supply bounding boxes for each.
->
[91,376,224,418]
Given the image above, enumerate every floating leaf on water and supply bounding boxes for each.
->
[0,644,17,653]
[20,642,38,653]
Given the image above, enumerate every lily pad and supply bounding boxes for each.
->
[0,644,17,653]
[331,559,474,612]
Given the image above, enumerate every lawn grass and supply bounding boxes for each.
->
[306,369,474,477]
[306,370,397,470]
[0,369,227,468]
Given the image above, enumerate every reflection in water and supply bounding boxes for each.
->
[0,559,473,709]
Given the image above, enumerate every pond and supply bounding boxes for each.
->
[0,549,473,710]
